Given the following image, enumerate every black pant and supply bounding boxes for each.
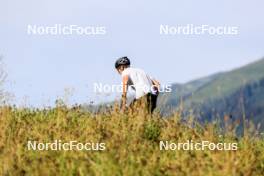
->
[130,93,158,113]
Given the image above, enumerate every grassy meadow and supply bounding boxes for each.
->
[0,105,264,176]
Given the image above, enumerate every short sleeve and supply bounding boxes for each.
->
[121,69,130,77]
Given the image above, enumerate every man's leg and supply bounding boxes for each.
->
[150,94,158,113]
[129,94,157,114]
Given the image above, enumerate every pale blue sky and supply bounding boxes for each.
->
[1,0,264,107]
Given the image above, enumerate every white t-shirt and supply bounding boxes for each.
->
[122,67,156,99]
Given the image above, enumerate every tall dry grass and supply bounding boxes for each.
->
[0,105,264,176]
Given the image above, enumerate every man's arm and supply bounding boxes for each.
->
[121,75,129,111]
[151,79,160,93]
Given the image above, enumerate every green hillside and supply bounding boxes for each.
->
[158,73,222,112]
[188,58,264,104]
[160,58,264,107]
[158,58,264,130]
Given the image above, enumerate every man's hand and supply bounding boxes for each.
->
[152,79,160,94]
